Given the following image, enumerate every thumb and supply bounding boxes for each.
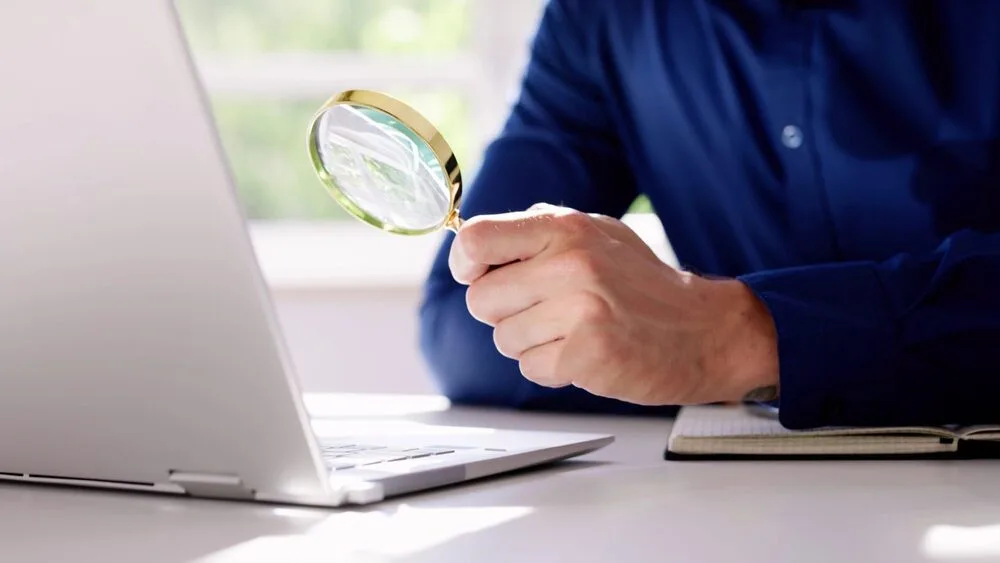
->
[448,231,490,285]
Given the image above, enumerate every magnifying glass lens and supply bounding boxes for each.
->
[312,102,453,234]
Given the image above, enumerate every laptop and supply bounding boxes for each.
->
[0,0,612,507]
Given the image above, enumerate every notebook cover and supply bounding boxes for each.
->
[663,438,1000,461]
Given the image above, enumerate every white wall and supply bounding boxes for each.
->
[271,288,438,395]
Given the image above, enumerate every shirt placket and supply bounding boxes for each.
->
[769,10,839,263]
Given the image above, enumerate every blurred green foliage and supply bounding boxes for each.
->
[175,0,474,220]
[176,0,470,54]
[629,195,653,213]
[202,93,469,221]
[175,0,649,221]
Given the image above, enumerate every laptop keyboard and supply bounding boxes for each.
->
[319,442,503,471]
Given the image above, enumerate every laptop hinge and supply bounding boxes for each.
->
[168,471,255,500]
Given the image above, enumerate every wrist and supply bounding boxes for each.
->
[715,279,780,401]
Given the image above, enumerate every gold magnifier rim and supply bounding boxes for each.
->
[307,89,464,235]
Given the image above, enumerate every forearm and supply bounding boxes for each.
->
[419,258,677,416]
[739,229,1000,429]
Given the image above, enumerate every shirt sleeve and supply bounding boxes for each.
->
[417,0,674,415]
[739,228,1000,429]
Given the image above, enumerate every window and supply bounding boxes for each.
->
[176,0,543,219]
[174,0,655,288]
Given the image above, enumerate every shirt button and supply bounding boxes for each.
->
[781,125,803,149]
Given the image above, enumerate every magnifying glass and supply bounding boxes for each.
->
[307,90,465,234]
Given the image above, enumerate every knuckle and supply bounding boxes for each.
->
[491,323,516,359]
[520,361,558,388]
[518,349,561,387]
[586,330,617,365]
[518,358,540,382]
[574,292,611,322]
[557,248,602,280]
[576,375,609,397]
[556,210,594,234]
[464,283,493,324]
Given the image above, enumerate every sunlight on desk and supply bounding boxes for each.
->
[303,393,451,419]
[305,393,494,439]
[197,505,533,562]
[310,417,496,438]
[923,523,1000,560]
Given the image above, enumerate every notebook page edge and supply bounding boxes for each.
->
[671,405,961,440]
[668,434,956,456]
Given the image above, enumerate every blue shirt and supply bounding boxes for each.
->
[418,0,1000,429]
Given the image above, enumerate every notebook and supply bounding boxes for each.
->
[664,404,1000,460]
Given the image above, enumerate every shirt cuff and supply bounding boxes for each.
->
[738,262,901,429]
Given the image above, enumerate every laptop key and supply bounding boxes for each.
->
[348,457,401,466]
[327,461,357,470]
[378,450,418,457]
[334,453,408,465]
[360,459,395,466]
[404,448,456,457]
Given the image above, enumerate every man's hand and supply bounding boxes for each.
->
[448,204,779,406]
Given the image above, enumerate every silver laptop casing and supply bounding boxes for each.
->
[0,0,611,506]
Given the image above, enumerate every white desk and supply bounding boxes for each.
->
[4,394,1000,563]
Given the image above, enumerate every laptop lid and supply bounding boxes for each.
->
[0,0,331,503]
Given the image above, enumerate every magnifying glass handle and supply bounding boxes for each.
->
[445,212,464,233]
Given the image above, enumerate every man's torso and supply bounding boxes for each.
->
[597,0,1000,275]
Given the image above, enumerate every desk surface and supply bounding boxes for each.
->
[5,393,1000,563]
